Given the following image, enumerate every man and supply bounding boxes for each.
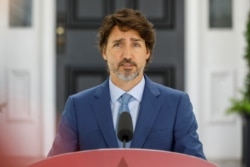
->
[48,8,206,159]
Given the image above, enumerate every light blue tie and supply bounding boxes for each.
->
[117,93,133,148]
[119,93,133,113]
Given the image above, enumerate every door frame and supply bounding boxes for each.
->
[40,0,56,156]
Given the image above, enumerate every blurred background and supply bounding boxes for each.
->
[0,0,249,166]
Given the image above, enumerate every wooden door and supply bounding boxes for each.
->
[56,0,184,115]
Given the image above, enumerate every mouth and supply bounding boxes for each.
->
[119,60,136,69]
[121,63,134,67]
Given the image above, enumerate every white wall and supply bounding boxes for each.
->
[186,0,249,160]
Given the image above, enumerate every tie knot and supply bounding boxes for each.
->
[119,93,133,105]
[119,93,133,112]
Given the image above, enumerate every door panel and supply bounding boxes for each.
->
[56,0,184,115]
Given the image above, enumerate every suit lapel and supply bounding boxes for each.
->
[131,77,161,148]
[91,80,118,148]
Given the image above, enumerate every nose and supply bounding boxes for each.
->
[122,46,132,59]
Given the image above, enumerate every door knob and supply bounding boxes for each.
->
[56,11,66,54]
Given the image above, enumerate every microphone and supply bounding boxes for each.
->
[117,112,133,148]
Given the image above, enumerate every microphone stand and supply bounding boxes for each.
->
[122,139,126,148]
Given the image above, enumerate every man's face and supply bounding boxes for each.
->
[102,26,150,82]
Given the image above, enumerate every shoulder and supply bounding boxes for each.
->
[69,78,109,101]
[145,75,186,97]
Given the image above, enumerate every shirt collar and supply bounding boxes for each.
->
[109,77,145,103]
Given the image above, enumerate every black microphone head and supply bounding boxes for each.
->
[117,112,133,143]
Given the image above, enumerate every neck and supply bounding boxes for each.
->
[110,75,143,92]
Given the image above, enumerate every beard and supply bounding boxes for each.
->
[111,59,140,82]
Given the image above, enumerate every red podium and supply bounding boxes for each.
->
[29,149,218,167]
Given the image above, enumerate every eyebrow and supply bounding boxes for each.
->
[130,38,144,42]
[112,38,144,43]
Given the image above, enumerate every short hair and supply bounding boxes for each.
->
[97,8,156,66]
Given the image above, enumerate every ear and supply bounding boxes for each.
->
[146,49,150,59]
[102,46,107,60]
[102,53,107,61]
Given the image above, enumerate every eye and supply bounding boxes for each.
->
[133,43,141,47]
[113,42,121,48]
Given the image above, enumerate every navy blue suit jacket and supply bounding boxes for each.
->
[48,76,206,159]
